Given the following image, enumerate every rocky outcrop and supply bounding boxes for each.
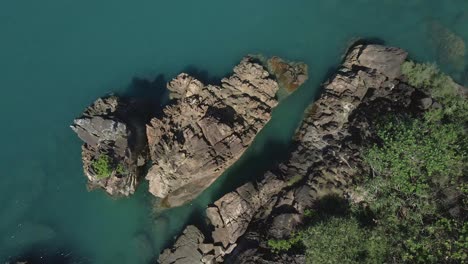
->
[71,96,148,196]
[72,57,307,199]
[159,44,423,263]
[146,57,307,207]
[159,226,206,264]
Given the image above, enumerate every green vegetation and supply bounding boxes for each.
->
[267,62,467,263]
[92,155,113,179]
[402,61,457,99]
[116,163,126,175]
[363,115,467,263]
[303,217,387,264]
[268,233,303,254]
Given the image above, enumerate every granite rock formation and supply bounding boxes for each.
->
[158,44,442,264]
[146,57,307,207]
[71,96,148,196]
[72,56,307,201]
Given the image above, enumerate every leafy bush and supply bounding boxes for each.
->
[401,61,458,99]
[302,217,387,264]
[116,163,126,175]
[268,234,303,254]
[92,155,113,179]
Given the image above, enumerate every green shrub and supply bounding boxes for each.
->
[401,61,458,100]
[268,234,303,254]
[302,217,387,264]
[92,155,113,179]
[116,163,126,175]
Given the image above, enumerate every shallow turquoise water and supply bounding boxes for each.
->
[0,0,467,263]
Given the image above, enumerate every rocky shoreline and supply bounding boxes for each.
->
[71,43,462,264]
[157,44,444,264]
[71,56,307,206]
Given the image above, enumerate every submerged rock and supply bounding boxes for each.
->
[428,21,466,72]
[71,96,148,196]
[267,57,308,92]
[146,56,307,207]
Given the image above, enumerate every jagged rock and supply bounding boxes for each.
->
[206,171,287,249]
[222,44,412,263]
[71,96,148,196]
[159,225,205,264]
[162,44,411,263]
[146,56,306,207]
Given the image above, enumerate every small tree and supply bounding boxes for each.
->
[92,155,113,179]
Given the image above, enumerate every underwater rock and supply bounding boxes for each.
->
[267,57,308,92]
[146,56,307,207]
[71,96,148,196]
[428,21,466,72]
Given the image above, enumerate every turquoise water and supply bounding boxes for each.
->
[1,0,467,263]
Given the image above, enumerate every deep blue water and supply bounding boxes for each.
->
[0,1,466,263]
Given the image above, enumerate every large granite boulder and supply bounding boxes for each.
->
[146,56,307,207]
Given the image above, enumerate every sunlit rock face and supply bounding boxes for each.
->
[145,56,308,207]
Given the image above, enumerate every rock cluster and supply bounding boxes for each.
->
[158,44,441,264]
[71,96,148,196]
[72,57,307,204]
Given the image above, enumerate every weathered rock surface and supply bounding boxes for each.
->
[146,57,307,207]
[160,44,429,263]
[71,96,148,196]
[72,56,307,199]
[159,226,205,264]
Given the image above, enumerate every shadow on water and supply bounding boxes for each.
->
[7,244,90,264]
[182,65,223,86]
[120,74,169,119]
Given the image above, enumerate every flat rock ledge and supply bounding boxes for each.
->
[72,56,307,203]
[158,44,443,264]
